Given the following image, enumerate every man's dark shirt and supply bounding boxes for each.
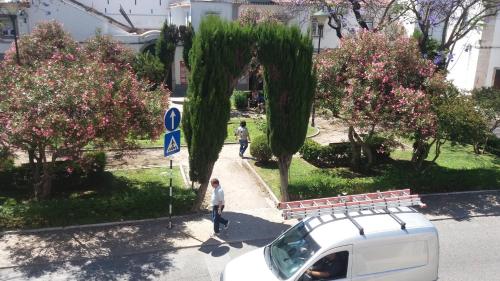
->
[311,254,347,280]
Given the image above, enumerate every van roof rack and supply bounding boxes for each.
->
[278,189,426,234]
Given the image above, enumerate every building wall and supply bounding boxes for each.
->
[446,29,482,91]
[0,0,161,55]
[476,13,500,88]
[71,0,169,29]
[190,1,236,32]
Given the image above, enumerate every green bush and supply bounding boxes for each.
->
[364,134,397,162]
[233,91,248,110]
[299,139,351,167]
[0,147,14,172]
[485,134,500,156]
[81,151,107,175]
[299,139,322,165]
[133,52,165,85]
[250,135,273,163]
[255,117,267,133]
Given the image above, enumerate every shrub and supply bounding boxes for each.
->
[0,147,14,172]
[485,134,500,156]
[250,135,273,163]
[233,91,248,110]
[255,117,267,133]
[299,139,322,165]
[364,134,397,162]
[133,52,165,86]
[299,139,351,167]
[81,151,107,175]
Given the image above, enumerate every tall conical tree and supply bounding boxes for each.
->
[257,23,315,202]
[156,23,179,88]
[182,17,254,210]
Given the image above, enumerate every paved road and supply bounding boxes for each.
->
[1,215,499,280]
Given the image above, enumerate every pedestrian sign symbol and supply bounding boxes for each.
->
[164,130,181,157]
[167,135,179,153]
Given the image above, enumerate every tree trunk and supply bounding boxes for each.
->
[348,126,361,171]
[38,148,53,199]
[412,139,430,171]
[28,148,42,200]
[191,162,215,212]
[473,143,481,154]
[361,143,374,169]
[40,162,53,199]
[278,154,293,202]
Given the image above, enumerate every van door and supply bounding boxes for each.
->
[294,245,353,281]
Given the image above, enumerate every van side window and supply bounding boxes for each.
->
[301,251,349,281]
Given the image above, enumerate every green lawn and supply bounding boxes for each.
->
[0,167,195,230]
[138,117,318,148]
[252,143,500,200]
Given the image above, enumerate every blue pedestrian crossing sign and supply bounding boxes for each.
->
[164,130,181,157]
[164,108,181,132]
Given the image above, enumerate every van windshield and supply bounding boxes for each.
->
[268,221,320,279]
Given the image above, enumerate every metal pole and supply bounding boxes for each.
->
[312,25,323,128]
[9,15,20,65]
[169,158,173,229]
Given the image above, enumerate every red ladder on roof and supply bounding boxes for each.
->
[277,189,426,220]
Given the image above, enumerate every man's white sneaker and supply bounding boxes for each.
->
[224,221,230,230]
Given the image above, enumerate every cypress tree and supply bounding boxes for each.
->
[257,23,315,202]
[182,17,254,210]
[179,24,194,71]
[156,22,179,88]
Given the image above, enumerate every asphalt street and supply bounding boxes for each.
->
[0,215,499,281]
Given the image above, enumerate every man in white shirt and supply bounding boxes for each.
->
[211,178,229,235]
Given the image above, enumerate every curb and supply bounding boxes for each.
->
[306,126,320,138]
[0,211,210,236]
[241,159,280,206]
[420,189,500,197]
[179,163,190,188]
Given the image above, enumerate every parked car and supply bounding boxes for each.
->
[222,207,439,281]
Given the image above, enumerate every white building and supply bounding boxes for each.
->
[1,0,500,93]
[0,0,166,58]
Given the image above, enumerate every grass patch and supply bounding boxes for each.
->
[251,143,500,200]
[0,167,195,230]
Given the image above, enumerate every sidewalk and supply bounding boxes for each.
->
[0,144,293,269]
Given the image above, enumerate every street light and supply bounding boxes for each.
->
[311,10,329,128]
[0,1,28,65]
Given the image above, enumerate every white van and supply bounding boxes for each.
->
[222,207,439,281]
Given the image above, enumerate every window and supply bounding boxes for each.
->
[493,69,500,89]
[204,11,220,18]
[354,240,428,276]
[266,221,321,279]
[301,251,349,280]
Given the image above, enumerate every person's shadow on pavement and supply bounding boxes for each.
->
[197,211,290,257]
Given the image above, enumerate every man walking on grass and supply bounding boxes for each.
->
[211,178,229,236]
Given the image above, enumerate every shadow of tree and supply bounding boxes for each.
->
[0,211,290,280]
[420,191,500,221]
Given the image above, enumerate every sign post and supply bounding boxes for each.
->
[164,107,181,229]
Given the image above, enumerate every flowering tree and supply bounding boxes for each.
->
[410,0,500,69]
[0,22,168,199]
[283,0,499,69]
[316,31,438,170]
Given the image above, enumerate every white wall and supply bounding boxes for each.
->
[479,13,500,88]
[190,1,235,32]
[447,30,481,91]
[170,2,190,26]
[73,0,169,29]
[0,0,161,56]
